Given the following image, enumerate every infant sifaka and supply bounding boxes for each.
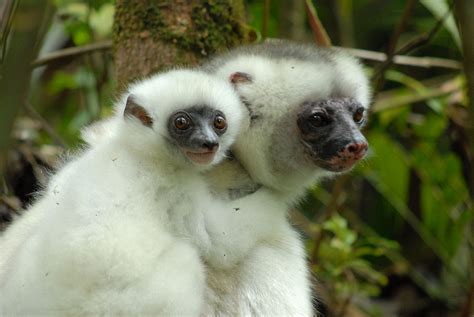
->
[0,69,249,315]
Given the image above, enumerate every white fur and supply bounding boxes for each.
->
[208,48,370,200]
[200,41,371,316]
[74,42,370,317]
[80,43,370,317]
[0,69,249,315]
[1,42,371,316]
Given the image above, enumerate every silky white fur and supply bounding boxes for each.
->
[1,42,371,317]
[0,69,260,315]
[79,42,370,316]
[200,41,371,316]
[70,42,370,316]
[205,45,370,200]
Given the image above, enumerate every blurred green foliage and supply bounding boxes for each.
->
[14,0,473,315]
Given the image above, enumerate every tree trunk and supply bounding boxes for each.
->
[113,0,247,91]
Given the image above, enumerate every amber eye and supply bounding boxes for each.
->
[214,115,227,130]
[354,108,365,124]
[308,113,326,127]
[174,115,190,130]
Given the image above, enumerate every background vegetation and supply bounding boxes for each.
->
[0,1,472,316]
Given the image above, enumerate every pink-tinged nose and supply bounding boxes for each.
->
[202,141,218,152]
[343,142,368,158]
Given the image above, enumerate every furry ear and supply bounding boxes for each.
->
[124,95,153,128]
[229,72,252,84]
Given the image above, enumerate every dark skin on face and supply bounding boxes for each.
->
[167,106,228,164]
[167,105,227,151]
[124,95,228,165]
[297,98,368,172]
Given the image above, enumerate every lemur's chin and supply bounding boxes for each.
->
[313,154,366,172]
[185,150,218,165]
[315,161,356,173]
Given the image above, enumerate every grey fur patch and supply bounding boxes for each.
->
[201,39,342,73]
[249,113,263,123]
[227,183,262,200]
[239,97,263,126]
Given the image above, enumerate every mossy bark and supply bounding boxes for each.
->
[113,0,248,91]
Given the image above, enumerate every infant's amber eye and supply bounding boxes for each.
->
[214,115,227,130]
[354,108,365,124]
[175,116,190,130]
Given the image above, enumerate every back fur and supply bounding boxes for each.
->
[11,40,371,316]
[67,40,369,317]
[200,40,371,316]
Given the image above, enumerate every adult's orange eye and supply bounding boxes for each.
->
[175,116,190,130]
[214,115,227,130]
[354,108,365,124]
[308,113,326,127]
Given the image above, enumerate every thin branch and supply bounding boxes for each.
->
[455,1,474,314]
[386,0,417,57]
[372,5,452,92]
[373,0,417,91]
[372,76,462,113]
[31,40,112,68]
[455,0,474,201]
[31,39,462,73]
[262,0,270,40]
[342,47,462,70]
[305,0,332,47]
[461,279,474,317]
[332,0,354,47]
[396,11,449,57]
[310,175,349,264]
[23,101,67,148]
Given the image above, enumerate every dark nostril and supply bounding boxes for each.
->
[346,142,368,154]
[203,142,218,151]
[347,144,358,153]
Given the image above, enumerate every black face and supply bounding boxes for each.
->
[167,105,228,164]
[297,98,368,172]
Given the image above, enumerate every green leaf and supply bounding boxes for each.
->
[323,215,357,245]
[47,71,78,94]
[385,70,443,113]
[420,0,461,50]
[363,132,409,202]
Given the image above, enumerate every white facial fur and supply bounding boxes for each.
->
[116,69,244,171]
[205,43,370,200]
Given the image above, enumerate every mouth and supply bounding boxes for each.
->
[301,140,366,172]
[185,149,218,165]
[320,156,362,172]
